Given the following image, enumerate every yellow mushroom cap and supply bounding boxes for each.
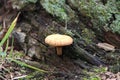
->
[45,34,73,46]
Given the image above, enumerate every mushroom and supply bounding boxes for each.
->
[45,34,73,55]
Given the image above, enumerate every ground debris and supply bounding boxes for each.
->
[97,43,115,52]
[99,72,120,80]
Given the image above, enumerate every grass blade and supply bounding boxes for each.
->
[8,58,48,73]
[0,13,20,46]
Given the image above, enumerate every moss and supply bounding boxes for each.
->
[81,28,95,45]
[68,0,120,33]
[109,14,120,34]
[82,67,107,80]
[40,0,75,21]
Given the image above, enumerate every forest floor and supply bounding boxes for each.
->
[0,7,120,80]
[0,50,120,80]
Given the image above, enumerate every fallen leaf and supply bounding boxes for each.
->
[97,43,115,52]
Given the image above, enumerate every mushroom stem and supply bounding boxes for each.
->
[56,46,62,55]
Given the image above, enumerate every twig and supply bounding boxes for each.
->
[12,75,27,80]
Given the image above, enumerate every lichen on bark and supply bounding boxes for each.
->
[40,0,75,21]
[67,0,120,34]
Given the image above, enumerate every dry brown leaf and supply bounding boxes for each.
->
[97,43,115,52]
